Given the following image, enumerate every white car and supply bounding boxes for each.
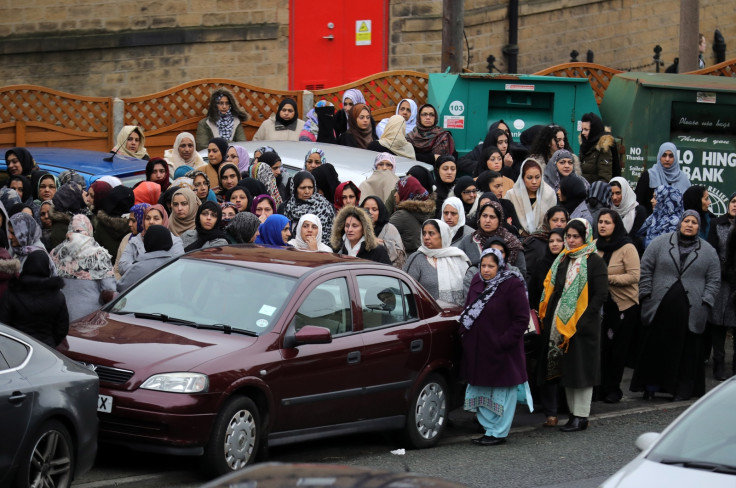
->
[600,376,736,488]
[198,140,432,186]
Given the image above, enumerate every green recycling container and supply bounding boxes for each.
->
[427,73,601,157]
[601,72,736,215]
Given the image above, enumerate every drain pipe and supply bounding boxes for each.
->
[503,0,519,73]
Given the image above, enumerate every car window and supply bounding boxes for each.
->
[293,278,352,335]
[110,259,296,335]
[357,275,418,329]
[0,334,30,370]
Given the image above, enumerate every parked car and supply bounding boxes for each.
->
[59,245,462,476]
[198,140,433,185]
[0,322,98,488]
[600,376,736,488]
[0,147,148,188]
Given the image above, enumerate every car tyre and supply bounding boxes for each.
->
[15,419,75,488]
[404,373,448,449]
[201,396,260,476]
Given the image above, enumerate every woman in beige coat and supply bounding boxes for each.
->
[253,98,305,142]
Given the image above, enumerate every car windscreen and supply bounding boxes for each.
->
[109,259,297,336]
[646,381,736,470]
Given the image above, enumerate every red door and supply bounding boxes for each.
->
[289,1,388,90]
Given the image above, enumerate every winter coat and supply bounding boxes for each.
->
[195,117,246,151]
[459,273,530,387]
[580,133,614,184]
[61,276,116,322]
[388,199,436,254]
[707,214,736,327]
[0,250,20,300]
[639,232,720,334]
[252,114,305,142]
[117,232,185,276]
[0,273,69,347]
[537,253,608,388]
[117,250,176,293]
[94,210,130,264]
[179,229,229,250]
[597,243,640,312]
[331,206,392,265]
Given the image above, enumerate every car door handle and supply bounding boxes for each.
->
[410,339,423,352]
[347,351,361,364]
[9,391,27,404]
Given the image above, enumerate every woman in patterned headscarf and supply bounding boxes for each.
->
[278,171,335,245]
[637,185,684,249]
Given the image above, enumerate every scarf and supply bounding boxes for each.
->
[142,204,170,236]
[89,180,113,211]
[304,147,327,169]
[283,172,335,245]
[539,218,597,352]
[648,142,691,193]
[250,155,283,207]
[641,185,683,247]
[376,98,417,136]
[256,214,291,245]
[397,175,429,202]
[595,211,631,264]
[378,115,416,159]
[275,98,299,128]
[51,214,113,280]
[542,149,574,191]
[442,197,466,240]
[677,209,701,257]
[311,163,341,205]
[587,181,612,208]
[342,235,365,256]
[610,177,638,233]
[232,146,250,174]
[184,201,229,252]
[288,213,333,252]
[5,148,35,176]
[472,202,523,265]
[417,219,471,305]
[216,109,235,141]
[559,175,588,215]
[342,89,366,106]
[346,104,374,149]
[361,196,391,237]
[578,113,605,157]
[168,187,200,236]
[407,104,444,151]
[459,248,522,329]
[359,169,398,206]
[146,157,171,191]
[113,126,148,159]
[101,185,135,217]
[10,212,54,273]
[168,132,205,170]
[250,194,276,214]
[129,203,151,235]
[506,159,557,234]
[334,181,361,211]
[134,181,162,206]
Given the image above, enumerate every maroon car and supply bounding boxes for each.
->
[59,245,462,476]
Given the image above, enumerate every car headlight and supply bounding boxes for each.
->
[140,373,209,393]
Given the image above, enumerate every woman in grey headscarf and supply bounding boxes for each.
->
[226,212,261,243]
[8,212,55,274]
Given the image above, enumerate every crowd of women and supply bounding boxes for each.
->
[1,87,733,448]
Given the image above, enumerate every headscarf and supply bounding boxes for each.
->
[407,166,434,195]
[377,115,416,159]
[433,155,457,203]
[253,146,276,162]
[683,185,709,222]
[458,248,521,330]
[342,89,366,106]
[311,163,341,205]
[169,132,205,169]
[51,214,113,280]
[133,181,162,206]
[542,149,575,191]
[146,157,171,191]
[237,178,267,201]
[255,214,291,246]
[373,152,396,172]
[32,172,59,201]
[677,209,701,255]
[539,218,597,352]
[282,171,335,245]
[304,147,327,169]
[208,137,230,175]
[8,175,32,204]
[249,194,274,215]
[376,99,417,138]
[100,185,135,217]
[579,113,605,157]
[174,165,194,180]
[610,177,638,233]
[10,213,50,271]
[129,203,151,235]
[334,181,361,211]
[58,170,86,187]
[275,98,299,128]
[506,159,556,234]
[640,185,683,247]
[587,181,612,208]
[559,175,588,215]
[595,210,631,264]
[184,201,229,252]
[473,202,523,265]
[361,196,391,237]
[226,212,261,243]
[142,204,170,235]
[97,176,122,188]
[442,197,466,240]
[143,225,173,252]
[250,152,283,206]
[416,219,471,305]
[52,182,87,214]
[220,202,238,227]
[168,187,200,236]
[89,180,113,211]
[218,163,241,190]
[648,142,691,194]
[230,146,250,174]
[453,176,477,215]
[397,175,429,202]
[407,103,446,152]
[346,104,374,149]
[288,214,333,252]
[0,188,21,215]
[113,126,148,159]
[5,148,35,176]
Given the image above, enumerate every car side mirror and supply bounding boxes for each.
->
[294,325,332,345]
[635,432,660,451]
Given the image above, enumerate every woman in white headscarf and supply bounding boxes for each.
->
[504,159,557,236]
[609,176,647,251]
[164,132,206,174]
[375,98,418,138]
[403,219,471,306]
[442,197,474,246]
[288,214,333,252]
[111,126,149,160]
[369,115,416,160]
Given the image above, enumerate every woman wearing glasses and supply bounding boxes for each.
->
[407,103,456,165]
[195,88,248,151]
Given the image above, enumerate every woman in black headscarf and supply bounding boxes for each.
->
[360,195,406,268]
[433,155,458,206]
[253,98,305,142]
[311,163,341,206]
[4,148,36,179]
[579,112,616,184]
[558,175,593,225]
[278,171,335,245]
[94,185,135,263]
[682,185,714,240]
[181,201,230,252]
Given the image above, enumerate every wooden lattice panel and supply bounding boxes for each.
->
[688,58,736,77]
[534,63,623,106]
[313,71,429,118]
[122,79,304,132]
[0,85,110,133]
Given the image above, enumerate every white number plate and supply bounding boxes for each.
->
[97,394,113,413]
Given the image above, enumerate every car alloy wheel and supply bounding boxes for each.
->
[17,420,74,488]
[202,396,260,476]
[405,374,448,448]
